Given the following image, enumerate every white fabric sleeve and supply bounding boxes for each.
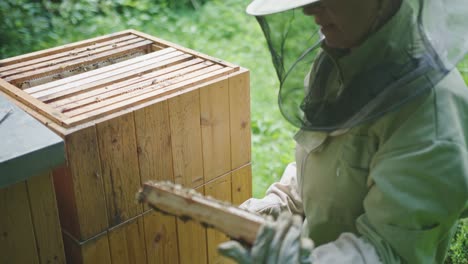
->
[239,162,304,217]
[312,232,383,264]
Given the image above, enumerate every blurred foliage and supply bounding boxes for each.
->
[0,0,206,57]
[446,219,468,264]
[0,2,466,263]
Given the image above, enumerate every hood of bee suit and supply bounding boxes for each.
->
[246,0,320,15]
[245,0,468,131]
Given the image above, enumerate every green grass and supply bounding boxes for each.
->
[1,1,466,262]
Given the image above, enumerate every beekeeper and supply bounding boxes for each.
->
[218,0,468,263]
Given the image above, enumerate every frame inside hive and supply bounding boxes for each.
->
[0,30,239,128]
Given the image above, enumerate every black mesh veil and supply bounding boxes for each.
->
[253,0,468,131]
[256,11,323,85]
[256,11,324,129]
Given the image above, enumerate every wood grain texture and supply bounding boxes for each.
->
[200,79,231,182]
[5,40,152,85]
[0,181,39,264]
[52,166,80,238]
[229,69,251,170]
[33,49,183,101]
[138,180,264,246]
[62,232,112,264]
[231,164,252,206]
[0,35,138,74]
[0,90,67,135]
[63,65,235,127]
[62,233,83,264]
[25,47,175,95]
[0,31,133,66]
[58,126,108,240]
[168,90,204,188]
[134,100,174,211]
[27,172,66,264]
[51,55,195,110]
[205,174,236,264]
[2,37,146,78]
[143,211,179,264]
[96,112,143,227]
[176,186,207,264]
[81,234,112,264]
[0,79,69,127]
[128,30,239,69]
[0,31,252,264]
[54,55,204,112]
[108,218,147,264]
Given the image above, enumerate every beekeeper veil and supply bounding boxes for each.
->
[246,0,468,131]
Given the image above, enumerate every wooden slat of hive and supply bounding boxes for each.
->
[176,185,208,264]
[0,182,40,264]
[0,79,69,126]
[0,35,139,76]
[95,112,143,227]
[0,171,69,263]
[63,63,222,117]
[59,59,214,114]
[5,37,149,83]
[205,175,236,264]
[0,31,136,67]
[231,164,253,206]
[24,47,177,95]
[134,100,175,210]
[229,70,251,170]
[108,218,147,264]
[53,127,108,240]
[133,100,178,259]
[200,78,231,182]
[129,29,239,69]
[169,90,204,189]
[31,49,186,101]
[128,96,180,264]
[4,38,153,85]
[62,232,112,264]
[143,211,179,264]
[51,56,202,111]
[38,52,186,102]
[63,66,236,126]
[26,172,66,264]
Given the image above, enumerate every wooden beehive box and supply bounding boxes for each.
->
[0,29,252,264]
[0,172,65,263]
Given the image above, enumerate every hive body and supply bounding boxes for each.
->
[0,172,65,263]
[0,30,252,263]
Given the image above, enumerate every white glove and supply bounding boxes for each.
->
[240,163,303,218]
[218,212,315,264]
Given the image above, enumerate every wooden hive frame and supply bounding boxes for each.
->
[0,29,252,264]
